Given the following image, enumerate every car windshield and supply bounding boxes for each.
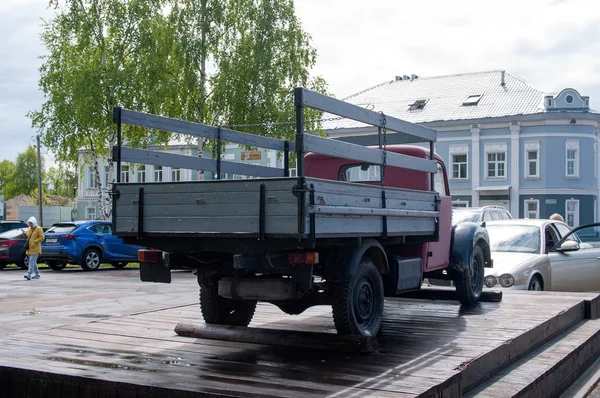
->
[452,211,480,224]
[0,228,26,239]
[486,225,541,254]
[47,224,77,233]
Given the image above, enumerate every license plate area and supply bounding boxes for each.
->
[46,238,58,243]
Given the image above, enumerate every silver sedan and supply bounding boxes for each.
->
[484,220,600,292]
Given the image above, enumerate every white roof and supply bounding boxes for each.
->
[323,70,547,130]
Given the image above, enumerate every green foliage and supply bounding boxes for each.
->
[46,163,78,197]
[0,160,16,198]
[29,0,328,190]
[28,0,175,163]
[0,147,44,200]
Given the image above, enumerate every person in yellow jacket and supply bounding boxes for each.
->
[24,216,45,280]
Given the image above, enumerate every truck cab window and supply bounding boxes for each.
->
[339,164,381,182]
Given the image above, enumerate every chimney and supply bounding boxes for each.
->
[501,70,506,87]
[395,76,403,81]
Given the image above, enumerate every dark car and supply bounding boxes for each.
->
[40,220,145,271]
[0,221,28,234]
[452,206,512,225]
[0,228,29,270]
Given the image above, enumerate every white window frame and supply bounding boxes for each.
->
[120,164,130,183]
[565,140,579,178]
[154,166,163,182]
[171,168,181,182]
[565,199,579,228]
[87,166,97,188]
[524,199,539,219]
[524,141,540,179]
[449,145,469,180]
[103,166,110,187]
[85,207,97,220]
[484,143,508,180]
[136,165,146,183]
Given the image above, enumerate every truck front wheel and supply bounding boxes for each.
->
[455,245,484,307]
[199,276,257,327]
[331,258,384,336]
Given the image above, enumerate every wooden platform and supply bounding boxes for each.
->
[0,269,598,397]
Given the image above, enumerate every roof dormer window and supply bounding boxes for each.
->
[463,94,482,106]
[408,99,428,111]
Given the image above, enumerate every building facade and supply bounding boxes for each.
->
[324,71,600,227]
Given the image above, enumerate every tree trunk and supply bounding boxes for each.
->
[197,0,208,181]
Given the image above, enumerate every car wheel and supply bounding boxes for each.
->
[199,275,257,327]
[0,262,5,270]
[331,257,384,336]
[111,262,128,269]
[528,275,543,291]
[81,248,102,271]
[19,254,29,270]
[455,245,484,307]
[47,261,67,271]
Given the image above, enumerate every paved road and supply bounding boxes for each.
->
[0,266,200,337]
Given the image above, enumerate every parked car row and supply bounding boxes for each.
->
[0,220,144,271]
[430,205,600,292]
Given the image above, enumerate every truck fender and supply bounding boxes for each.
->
[449,222,491,277]
[324,238,388,280]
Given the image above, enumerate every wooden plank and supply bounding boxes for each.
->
[116,215,298,235]
[116,178,298,194]
[117,203,298,218]
[303,133,438,173]
[120,108,290,151]
[314,215,436,237]
[298,88,437,143]
[120,147,284,178]
[174,323,378,354]
[310,204,438,218]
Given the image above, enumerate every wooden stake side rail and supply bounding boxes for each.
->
[113,177,439,239]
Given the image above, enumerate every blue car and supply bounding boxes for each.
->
[40,220,144,271]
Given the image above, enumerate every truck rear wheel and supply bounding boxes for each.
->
[455,245,484,307]
[331,258,384,336]
[199,276,257,327]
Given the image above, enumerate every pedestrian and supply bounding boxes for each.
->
[549,213,564,222]
[24,216,45,280]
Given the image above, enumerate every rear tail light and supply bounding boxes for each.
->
[61,235,76,240]
[0,240,20,247]
[139,250,162,263]
[288,251,319,265]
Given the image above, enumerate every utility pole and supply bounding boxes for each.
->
[36,135,43,227]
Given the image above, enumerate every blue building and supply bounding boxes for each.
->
[324,70,600,227]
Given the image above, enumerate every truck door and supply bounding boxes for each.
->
[426,162,452,270]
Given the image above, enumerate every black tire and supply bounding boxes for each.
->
[528,275,543,291]
[455,245,484,307]
[18,254,29,270]
[0,262,5,270]
[199,276,257,326]
[81,248,102,271]
[47,261,67,271]
[111,262,128,269]
[331,257,384,336]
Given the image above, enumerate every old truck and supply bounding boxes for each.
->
[110,88,491,337]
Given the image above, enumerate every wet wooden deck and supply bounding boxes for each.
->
[0,269,598,397]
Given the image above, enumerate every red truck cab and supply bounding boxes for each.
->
[305,144,454,274]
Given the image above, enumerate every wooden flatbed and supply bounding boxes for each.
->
[0,268,598,397]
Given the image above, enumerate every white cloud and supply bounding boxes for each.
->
[0,0,598,169]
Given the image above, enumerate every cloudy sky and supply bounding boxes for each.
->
[1,0,598,168]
